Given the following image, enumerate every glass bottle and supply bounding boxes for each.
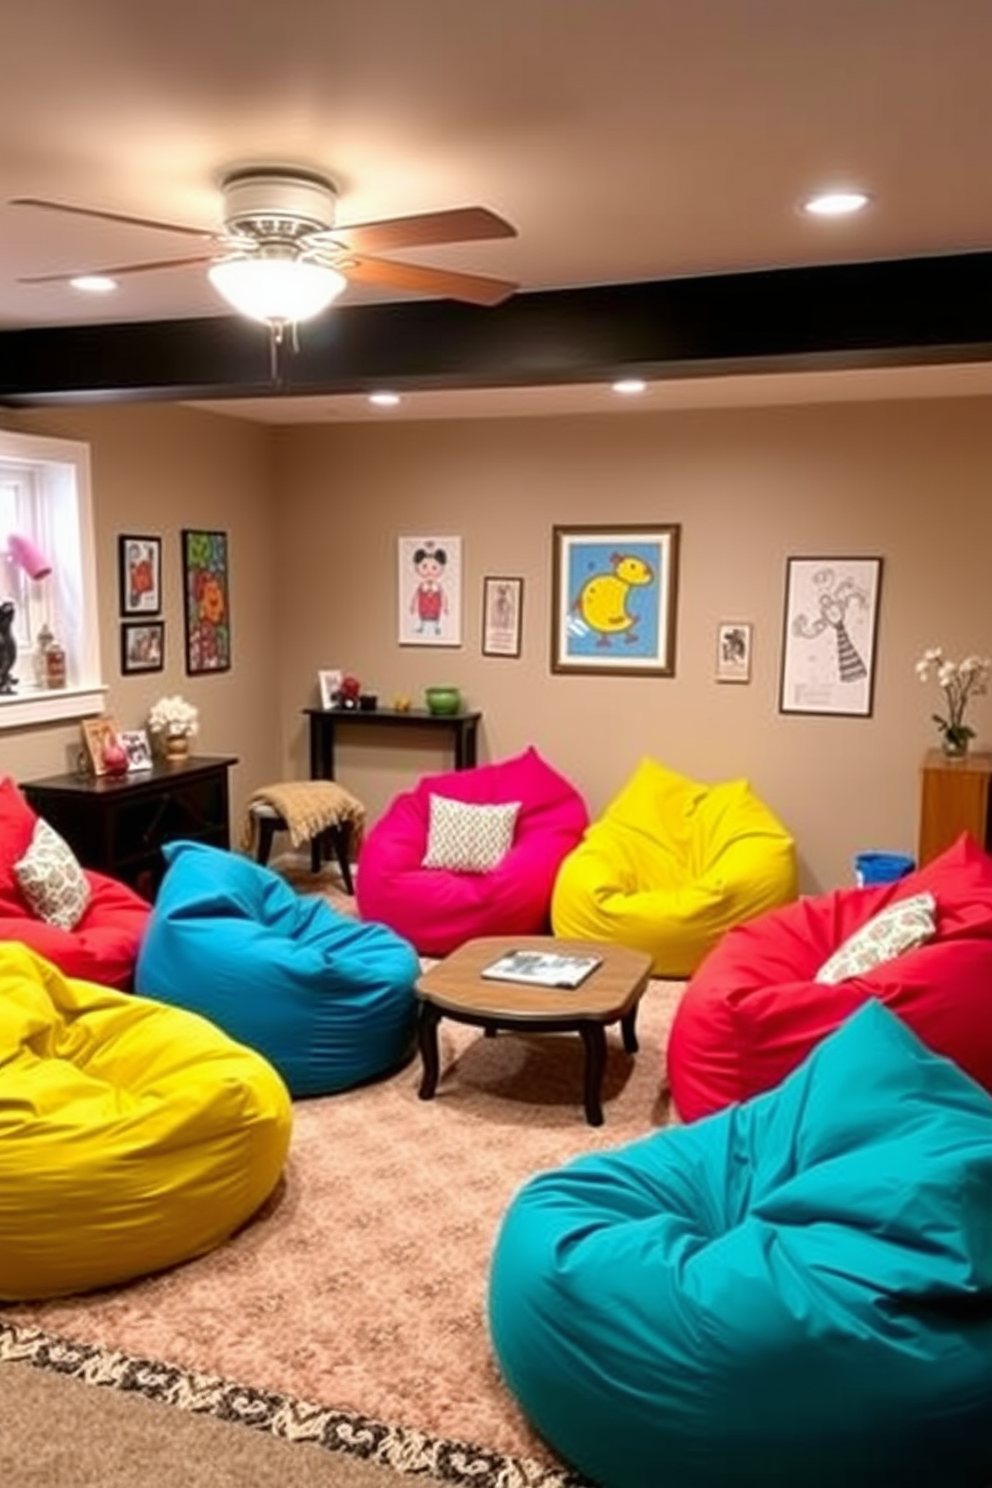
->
[44,636,67,689]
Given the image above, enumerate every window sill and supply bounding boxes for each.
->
[0,685,107,729]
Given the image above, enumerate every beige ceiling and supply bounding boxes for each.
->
[5,1,992,420]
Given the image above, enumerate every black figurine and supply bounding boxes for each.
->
[0,600,18,694]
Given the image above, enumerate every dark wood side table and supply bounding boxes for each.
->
[304,706,482,780]
[21,754,238,901]
[415,935,653,1126]
[918,748,992,865]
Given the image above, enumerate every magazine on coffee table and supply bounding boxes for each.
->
[480,948,603,990]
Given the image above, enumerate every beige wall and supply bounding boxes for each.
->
[271,399,992,893]
[1,392,989,893]
[0,403,281,834]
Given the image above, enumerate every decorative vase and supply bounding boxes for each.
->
[165,733,190,762]
[425,685,462,717]
[941,737,969,760]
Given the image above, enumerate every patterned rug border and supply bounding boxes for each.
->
[0,1320,589,1488]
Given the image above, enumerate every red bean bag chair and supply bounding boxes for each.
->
[0,776,150,989]
[356,747,589,957]
[668,833,992,1122]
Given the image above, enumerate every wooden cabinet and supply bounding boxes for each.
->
[917,748,992,865]
[22,754,237,900]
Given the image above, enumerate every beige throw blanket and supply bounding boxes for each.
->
[240,780,366,856]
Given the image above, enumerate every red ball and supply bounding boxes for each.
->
[102,741,129,777]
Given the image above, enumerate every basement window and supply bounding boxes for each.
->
[0,430,105,727]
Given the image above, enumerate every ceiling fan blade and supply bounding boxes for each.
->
[342,253,518,306]
[19,254,217,284]
[333,206,516,254]
[9,196,212,239]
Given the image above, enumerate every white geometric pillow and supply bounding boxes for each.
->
[422,795,521,873]
[814,891,937,986]
[13,818,91,930]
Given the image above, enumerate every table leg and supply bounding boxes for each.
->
[417,1002,442,1100]
[620,1007,640,1054]
[455,718,479,770]
[579,1022,607,1127]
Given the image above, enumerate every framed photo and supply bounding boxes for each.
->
[118,534,162,616]
[120,619,164,674]
[80,714,120,776]
[398,535,462,647]
[550,524,681,676]
[715,621,753,684]
[318,668,343,709]
[482,576,523,658]
[182,528,231,675]
[118,728,153,773]
[779,557,883,717]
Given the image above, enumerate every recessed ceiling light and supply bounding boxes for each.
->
[368,391,401,407]
[612,378,647,395]
[69,274,118,293]
[801,190,871,218]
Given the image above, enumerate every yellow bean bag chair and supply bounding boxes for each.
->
[551,759,798,977]
[0,944,292,1301]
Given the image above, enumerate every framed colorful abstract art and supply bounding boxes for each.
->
[182,528,231,675]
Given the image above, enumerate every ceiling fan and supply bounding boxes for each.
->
[10,166,519,362]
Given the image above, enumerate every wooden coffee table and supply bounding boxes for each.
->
[415,935,653,1126]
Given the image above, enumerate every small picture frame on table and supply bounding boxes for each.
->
[118,534,162,616]
[80,715,120,777]
[120,620,165,674]
[118,729,153,773]
[318,669,343,709]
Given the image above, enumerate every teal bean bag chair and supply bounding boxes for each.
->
[489,1000,992,1488]
[136,840,419,1098]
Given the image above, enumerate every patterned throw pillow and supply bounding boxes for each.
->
[422,795,521,873]
[13,818,91,930]
[815,891,937,985]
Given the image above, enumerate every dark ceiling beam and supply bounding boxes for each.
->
[2,249,992,405]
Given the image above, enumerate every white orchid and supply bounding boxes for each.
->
[916,648,991,751]
[148,694,199,738]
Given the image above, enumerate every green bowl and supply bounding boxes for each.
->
[424,686,462,716]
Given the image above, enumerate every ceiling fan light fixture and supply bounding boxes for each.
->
[207,252,347,327]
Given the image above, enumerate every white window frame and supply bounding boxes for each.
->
[0,429,106,727]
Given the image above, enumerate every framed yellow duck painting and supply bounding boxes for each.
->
[550,524,681,677]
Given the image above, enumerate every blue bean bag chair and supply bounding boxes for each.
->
[489,1000,992,1488]
[136,840,419,1098]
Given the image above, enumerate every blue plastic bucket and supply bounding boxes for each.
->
[854,851,916,887]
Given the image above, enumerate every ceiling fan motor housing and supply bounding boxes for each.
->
[218,168,338,242]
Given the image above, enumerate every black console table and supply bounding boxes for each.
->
[304,707,482,780]
[22,754,237,901]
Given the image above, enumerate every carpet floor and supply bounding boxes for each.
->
[1,860,685,1486]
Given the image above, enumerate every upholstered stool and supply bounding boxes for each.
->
[242,781,366,894]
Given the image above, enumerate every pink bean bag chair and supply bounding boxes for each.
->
[356,747,589,957]
[668,833,992,1123]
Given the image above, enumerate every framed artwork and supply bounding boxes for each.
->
[398,535,462,647]
[779,557,883,717]
[120,619,164,674]
[318,668,343,709]
[482,575,523,658]
[182,528,231,675]
[715,621,752,684]
[80,714,120,776]
[550,524,681,676]
[118,728,153,773]
[118,534,161,616]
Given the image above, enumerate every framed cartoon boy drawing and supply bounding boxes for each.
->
[397,535,462,647]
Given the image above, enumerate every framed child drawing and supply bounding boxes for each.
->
[397,535,462,647]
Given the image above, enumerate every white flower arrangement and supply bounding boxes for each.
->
[147,693,200,738]
[915,647,991,753]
